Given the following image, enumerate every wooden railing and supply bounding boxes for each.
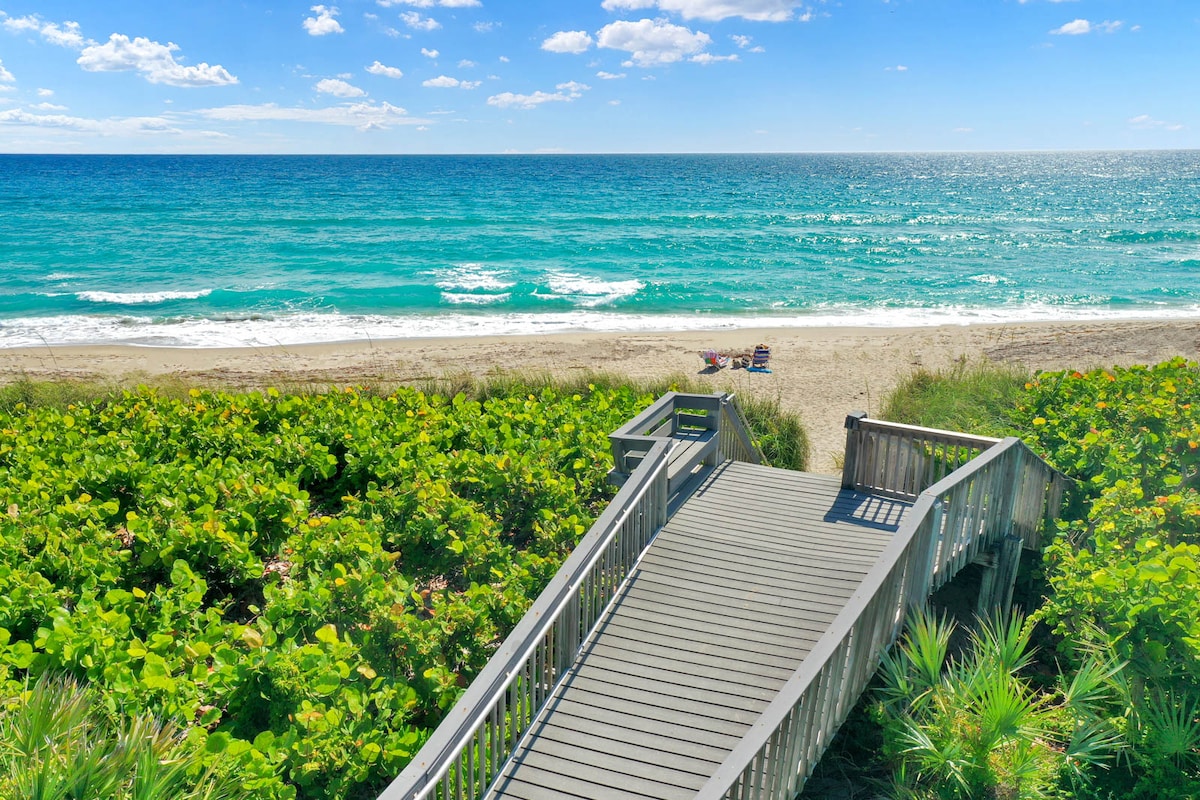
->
[610,392,763,495]
[695,431,1070,800]
[842,412,1004,502]
[377,439,671,800]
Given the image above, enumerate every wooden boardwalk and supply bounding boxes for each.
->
[381,393,1067,800]
[487,462,911,800]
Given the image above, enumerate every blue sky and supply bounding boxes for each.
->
[0,1,1195,153]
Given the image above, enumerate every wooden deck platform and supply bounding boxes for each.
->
[486,461,912,800]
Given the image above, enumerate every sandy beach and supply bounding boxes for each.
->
[2,318,1197,471]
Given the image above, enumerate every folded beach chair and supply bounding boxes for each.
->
[747,344,771,373]
[700,349,730,369]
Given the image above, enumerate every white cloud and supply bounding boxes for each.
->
[542,30,594,54]
[885,64,908,71]
[303,5,344,36]
[690,52,738,64]
[29,101,67,111]
[498,55,510,62]
[366,60,404,78]
[422,75,481,88]
[601,0,806,22]
[421,48,440,58]
[400,11,441,31]
[458,59,476,68]
[1050,18,1122,35]
[597,70,627,79]
[1129,114,1184,131]
[196,101,421,131]
[37,87,54,97]
[315,78,366,97]
[2,15,89,49]
[377,0,479,5]
[77,34,238,87]
[473,21,498,33]
[0,59,13,83]
[0,108,186,135]
[596,19,711,67]
[487,82,588,110]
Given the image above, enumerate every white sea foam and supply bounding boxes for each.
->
[968,274,1008,285]
[441,292,511,305]
[76,289,214,304]
[2,304,1199,349]
[46,272,82,281]
[433,264,515,292]
[541,272,644,307]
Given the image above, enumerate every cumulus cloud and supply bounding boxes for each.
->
[77,34,238,87]
[729,34,763,51]
[600,0,807,22]
[421,48,440,58]
[458,59,476,68]
[0,59,13,84]
[474,21,498,33]
[303,5,344,35]
[596,70,626,79]
[596,19,711,67]
[542,30,594,54]
[1129,114,1184,131]
[422,75,481,88]
[1050,18,1122,35]
[366,60,404,78]
[487,81,589,110]
[196,101,422,131]
[2,14,89,48]
[400,11,441,31]
[315,78,366,97]
[37,87,54,96]
[29,101,67,111]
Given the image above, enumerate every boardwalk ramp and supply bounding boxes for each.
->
[381,393,1068,800]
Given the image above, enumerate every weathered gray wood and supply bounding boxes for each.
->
[382,400,1069,800]
[487,462,910,800]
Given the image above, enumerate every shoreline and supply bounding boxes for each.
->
[2,318,1197,472]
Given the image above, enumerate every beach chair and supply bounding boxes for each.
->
[700,349,730,369]
[747,344,771,373]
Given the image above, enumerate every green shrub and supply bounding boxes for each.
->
[874,609,1122,800]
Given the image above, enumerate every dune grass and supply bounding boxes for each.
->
[878,358,1030,436]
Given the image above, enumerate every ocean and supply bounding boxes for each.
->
[1,152,1197,348]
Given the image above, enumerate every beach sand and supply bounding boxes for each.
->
[2,319,1197,471]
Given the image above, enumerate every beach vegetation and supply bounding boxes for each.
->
[873,608,1122,800]
[879,358,1028,437]
[858,357,1200,798]
[0,374,808,799]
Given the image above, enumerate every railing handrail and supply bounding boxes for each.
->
[378,438,672,800]
[695,434,1058,799]
[854,416,1004,448]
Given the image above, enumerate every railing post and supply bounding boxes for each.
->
[841,411,868,490]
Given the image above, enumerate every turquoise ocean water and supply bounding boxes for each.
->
[1,152,1197,348]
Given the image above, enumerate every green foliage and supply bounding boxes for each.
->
[0,673,241,799]
[879,359,1029,437]
[0,382,653,799]
[874,609,1122,800]
[1014,358,1200,796]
